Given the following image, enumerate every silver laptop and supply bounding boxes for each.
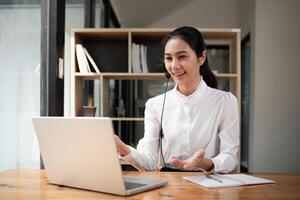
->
[32,117,167,196]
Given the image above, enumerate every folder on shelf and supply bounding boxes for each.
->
[75,44,90,73]
[183,173,274,188]
[83,47,100,73]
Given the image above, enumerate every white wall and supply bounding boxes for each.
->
[237,0,255,39]
[150,0,238,28]
[250,0,300,172]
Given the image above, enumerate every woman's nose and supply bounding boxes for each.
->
[171,58,180,70]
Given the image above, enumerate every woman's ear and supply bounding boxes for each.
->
[199,50,207,66]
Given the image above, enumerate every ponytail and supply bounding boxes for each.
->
[200,59,218,89]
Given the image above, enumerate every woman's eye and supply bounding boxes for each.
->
[165,57,172,61]
[178,55,186,59]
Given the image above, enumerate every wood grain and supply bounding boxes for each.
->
[0,169,300,199]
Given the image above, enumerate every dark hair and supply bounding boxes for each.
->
[162,26,218,89]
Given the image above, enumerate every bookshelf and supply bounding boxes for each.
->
[70,28,241,148]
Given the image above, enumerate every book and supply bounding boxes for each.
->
[140,44,148,73]
[132,43,142,73]
[131,43,138,72]
[75,44,89,73]
[83,47,100,73]
[183,173,275,188]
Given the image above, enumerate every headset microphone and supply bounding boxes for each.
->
[165,71,171,79]
[159,71,170,168]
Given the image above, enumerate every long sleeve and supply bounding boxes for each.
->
[211,93,240,173]
[122,80,240,173]
[127,98,161,170]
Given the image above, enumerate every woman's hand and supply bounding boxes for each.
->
[114,135,131,156]
[170,149,214,171]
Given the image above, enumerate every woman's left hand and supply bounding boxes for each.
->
[170,149,213,171]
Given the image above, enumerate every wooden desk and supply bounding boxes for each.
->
[0,169,299,199]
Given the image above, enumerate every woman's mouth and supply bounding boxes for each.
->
[173,71,186,77]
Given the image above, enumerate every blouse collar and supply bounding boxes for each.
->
[173,76,207,104]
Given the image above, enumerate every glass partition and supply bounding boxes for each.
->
[0,0,41,169]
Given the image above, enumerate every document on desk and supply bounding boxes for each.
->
[183,174,275,188]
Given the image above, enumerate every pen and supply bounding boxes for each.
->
[195,167,223,183]
[206,174,223,183]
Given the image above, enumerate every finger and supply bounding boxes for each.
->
[114,135,120,143]
[171,157,186,168]
[183,160,201,170]
[183,163,194,170]
[183,150,206,170]
[195,149,205,159]
[114,135,120,147]
[114,136,130,156]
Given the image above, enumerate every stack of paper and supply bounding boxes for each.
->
[183,174,274,188]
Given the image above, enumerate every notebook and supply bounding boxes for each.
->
[32,117,167,196]
[183,174,274,188]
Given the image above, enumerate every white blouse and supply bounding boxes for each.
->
[127,79,240,173]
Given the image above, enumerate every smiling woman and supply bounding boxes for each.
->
[115,26,240,173]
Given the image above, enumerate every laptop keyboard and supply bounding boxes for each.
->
[125,181,147,190]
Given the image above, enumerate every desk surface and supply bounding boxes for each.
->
[0,169,300,199]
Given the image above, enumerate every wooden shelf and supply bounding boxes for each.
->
[75,72,165,80]
[102,73,165,80]
[70,27,241,170]
[74,73,101,80]
[110,117,144,121]
[215,73,238,79]
[75,72,238,80]
[70,27,240,123]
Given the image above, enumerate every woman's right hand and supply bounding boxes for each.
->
[114,135,131,156]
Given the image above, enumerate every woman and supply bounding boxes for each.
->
[115,26,239,173]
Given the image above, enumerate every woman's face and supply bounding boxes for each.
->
[164,38,206,89]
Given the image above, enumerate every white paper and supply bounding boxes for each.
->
[183,174,275,188]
